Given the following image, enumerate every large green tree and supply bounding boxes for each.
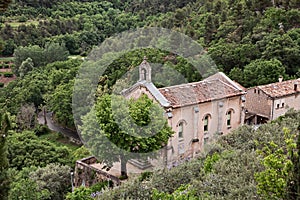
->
[13,42,69,74]
[81,94,174,178]
[46,80,75,127]
[8,163,71,200]
[7,131,71,170]
[229,59,287,87]
[0,112,11,200]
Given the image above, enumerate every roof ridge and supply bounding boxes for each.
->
[218,78,241,92]
[159,79,220,90]
[259,78,299,88]
[217,72,244,91]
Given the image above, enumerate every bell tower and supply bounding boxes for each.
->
[139,56,151,82]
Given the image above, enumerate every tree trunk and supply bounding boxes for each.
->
[120,155,128,179]
[43,106,47,125]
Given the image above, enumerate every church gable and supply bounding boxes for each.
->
[121,58,170,107]
[139,56,151,82]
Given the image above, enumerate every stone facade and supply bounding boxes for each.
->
[245,78,300,124]
[122,58,246,165]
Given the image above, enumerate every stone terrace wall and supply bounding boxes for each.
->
[74,156,121,188]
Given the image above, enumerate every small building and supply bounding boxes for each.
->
[122,58,246,165]
[245,78,300,124]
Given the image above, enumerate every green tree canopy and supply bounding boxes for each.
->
[80,94,174,178]
[7,131,71,170]
[0,112,11,200]
[229,59,287,87]
[13,42,69,75]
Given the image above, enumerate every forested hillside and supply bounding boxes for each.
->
[1,0,299,85]
[0,0,300,199]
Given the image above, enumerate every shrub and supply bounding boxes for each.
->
[4,72,13,77]
[34,124,51,136]
[119,175,128,180]
[99,159,204,199]
[4,64,10,68]
[0,82,4,87]
[18,15,28,22]
[66,186,93,200]
[138,171,153,182]
[66,181,113,200]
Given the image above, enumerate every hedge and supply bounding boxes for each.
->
[4,72,14,77]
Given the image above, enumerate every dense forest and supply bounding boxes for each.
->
[0,0,300,199]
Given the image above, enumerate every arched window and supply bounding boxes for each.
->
[141,68,147,80]
[226,109,234,128]
[178,122,183,139]
[203,114,211,132]
[177,120,187,140]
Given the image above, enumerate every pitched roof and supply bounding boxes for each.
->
[121,80,170,107]
[257,78,300,98]
[159,72,246,108]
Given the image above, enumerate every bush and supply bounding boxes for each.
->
[138,171,153,182]
[18,15,28,22]
[66,181,113,200]
[4,64,10,68]
[0,82,4,87]
[4,72,13,77]
[34,124,51,136]
[66,186,93,200]
[99,159,204,199]
[90,180,113,192]
[119,175,128,180]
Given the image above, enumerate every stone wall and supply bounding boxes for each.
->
[74,156,120,188]
[245,87,271,118]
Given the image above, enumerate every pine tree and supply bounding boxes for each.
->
[0,112,11,200]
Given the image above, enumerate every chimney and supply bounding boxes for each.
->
[278,75,283,82]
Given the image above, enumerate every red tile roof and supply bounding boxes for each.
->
[159,72,245,108]
[258,78,300,98]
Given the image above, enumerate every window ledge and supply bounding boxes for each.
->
[192,138,199,143]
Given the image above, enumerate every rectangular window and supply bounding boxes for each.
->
[178,122,183,138]
[204,116,208,132]
[227,111,231,127]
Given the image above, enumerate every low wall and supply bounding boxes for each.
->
[74,156,121,188]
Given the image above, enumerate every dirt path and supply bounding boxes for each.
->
[38,112,81,142]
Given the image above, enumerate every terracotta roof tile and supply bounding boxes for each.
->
[258,78,300,98]
[159,76,245,108]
